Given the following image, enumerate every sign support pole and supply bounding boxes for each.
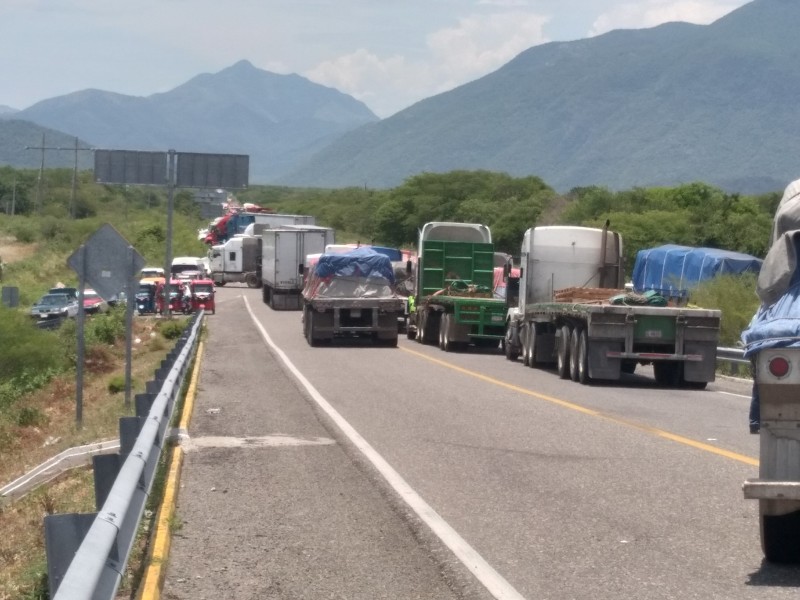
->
[163,150,176,319]
[75,246,87,428]
[124,247,135,408]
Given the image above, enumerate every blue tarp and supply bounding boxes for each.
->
[313,247,396,283]
[742,234,800,356]
[632,245,762,297]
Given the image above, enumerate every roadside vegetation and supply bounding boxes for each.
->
[0,165,775,598]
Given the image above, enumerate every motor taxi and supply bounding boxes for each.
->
[135,281,158,315]
[155,279,183,314]
[189,279,216,314]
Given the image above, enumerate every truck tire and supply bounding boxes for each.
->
[654,361,680,387]
[526,323,538,369]
[577,329,590,384]
[417,311,428,344]
[504,322,519,361]
[245,272,261,288]
[557,325,571,379]
[569,327,582,382]
[306,310,319,347]
[760,504,800,563]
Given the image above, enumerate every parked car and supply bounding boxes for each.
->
[30,293,79,320]
[83,289,108,314]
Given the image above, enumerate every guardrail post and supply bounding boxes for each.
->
[93,454,121,509]
[45,513,97,597]
[135,392,154,419]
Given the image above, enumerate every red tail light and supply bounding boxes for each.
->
[768,356,791,378]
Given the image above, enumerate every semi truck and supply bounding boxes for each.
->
[208,235,262,288]
[261,225,335,310]
[407,222,507,350]
[301,247,406,346]
[741,177,800,563]
[503,225,721,387]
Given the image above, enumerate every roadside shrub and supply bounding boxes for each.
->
[689,273,760,347]
[16,406,47,428]
[85,306,126,346]
[0,307,67,383]
[158,319,186,340]
[107,375,125,394]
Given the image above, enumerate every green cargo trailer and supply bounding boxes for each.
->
[409,230,507,350]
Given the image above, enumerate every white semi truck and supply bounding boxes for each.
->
[503,225,721,387]
[261,225,335,310]
[208,235,262,288]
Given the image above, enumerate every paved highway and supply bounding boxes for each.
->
[160,285,800,599]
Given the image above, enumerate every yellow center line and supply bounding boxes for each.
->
[400,346,759,467]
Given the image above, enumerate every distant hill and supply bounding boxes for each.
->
[282,0,800,194]
[2,60,378,182]
[0,120,93,169]
[0,105,17,116]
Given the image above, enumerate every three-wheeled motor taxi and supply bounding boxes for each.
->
[155,279,183,314]
[135,281,158,315]
[190,279,216,314]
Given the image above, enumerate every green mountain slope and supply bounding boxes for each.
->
[282,0,800,193]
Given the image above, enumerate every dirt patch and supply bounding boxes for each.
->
[0,236,38,264]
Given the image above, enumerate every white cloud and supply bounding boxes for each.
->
[589,0,741,36]
[305,10,549,117]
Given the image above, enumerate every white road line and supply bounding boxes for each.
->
[244,296,526,600]
[717,390,751,399]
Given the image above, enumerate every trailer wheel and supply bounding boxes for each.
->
[654,361,680,387]
[527,323,539,369]
[442,314,454,352]
[245,272,260,288]
[577,329,591,384]
[557,325,571,379]
[760,503,800,563]
[504,322,519,361]
[306,310,319,347]
[417,311,427,344]
[569,327,582,382]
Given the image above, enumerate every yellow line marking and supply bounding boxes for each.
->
[138,336,205,599]
[400,346,759,467]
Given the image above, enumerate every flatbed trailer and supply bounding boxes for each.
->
[515,299,721,387]
[302,297,406,346]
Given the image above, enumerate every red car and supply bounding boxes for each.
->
[83,289,108,314]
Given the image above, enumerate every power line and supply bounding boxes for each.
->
[25,134,93,217]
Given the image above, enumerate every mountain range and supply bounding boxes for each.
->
[2,0,797,194]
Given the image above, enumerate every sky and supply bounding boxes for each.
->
[1,0,751,118]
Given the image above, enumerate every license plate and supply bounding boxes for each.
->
[645,330,662,338]
[491,314,504,322]
[350,309,361,318]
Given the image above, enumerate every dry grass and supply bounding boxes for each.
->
[0,317,180,600]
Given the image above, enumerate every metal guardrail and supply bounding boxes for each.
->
[716,346,750,377]
[44,312,203,600]
[39,333,746,598]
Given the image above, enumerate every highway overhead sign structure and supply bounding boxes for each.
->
[94,150,168,186]
[94,150,249,189]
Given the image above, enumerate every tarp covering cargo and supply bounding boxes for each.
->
[742,178,800,355]
[632,244,762,298]
[303,247,398,300]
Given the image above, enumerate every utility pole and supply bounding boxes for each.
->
[25,135,91,217]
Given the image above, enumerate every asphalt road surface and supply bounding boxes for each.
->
[160,286,800,599]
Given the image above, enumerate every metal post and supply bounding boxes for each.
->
[36,133,44,214]
[70,137,78,218]
[124,247,136,408]
[163,150,176,319]
[76,246,87,428]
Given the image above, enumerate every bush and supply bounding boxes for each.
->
[158,319,186,340]
[689,273,760,347]
[0,307,67,383]
[85,306,126,346]
[107,375,125,394]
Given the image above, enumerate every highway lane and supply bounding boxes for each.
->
[165,286,800,599]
